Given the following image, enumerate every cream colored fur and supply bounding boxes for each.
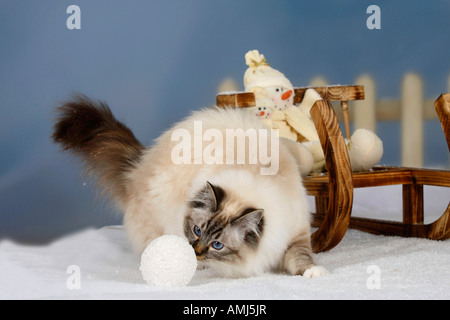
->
[122,107,318,277]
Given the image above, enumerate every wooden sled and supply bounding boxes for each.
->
[216,86,450,253]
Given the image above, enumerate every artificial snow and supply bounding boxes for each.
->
[0,185,449,300]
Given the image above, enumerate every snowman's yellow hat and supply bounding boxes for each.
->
[243,50,293,93]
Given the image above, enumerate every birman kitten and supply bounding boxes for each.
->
[52,95,326,278]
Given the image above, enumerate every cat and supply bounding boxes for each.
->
[52,94,326,278]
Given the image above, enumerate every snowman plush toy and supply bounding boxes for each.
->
[254,106,272,120]
[243,49,383,174]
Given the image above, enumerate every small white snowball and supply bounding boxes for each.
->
[139,235,197,287]
[349,128,383,172]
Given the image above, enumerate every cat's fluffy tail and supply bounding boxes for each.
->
[52,94,145,203]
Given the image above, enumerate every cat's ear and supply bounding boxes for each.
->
[232,208,264,235]
[190,181,225,212]
[205,181,225,212]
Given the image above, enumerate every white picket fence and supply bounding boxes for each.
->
[218,73,450,168]
[329,73,448,168]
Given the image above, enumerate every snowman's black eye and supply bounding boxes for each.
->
[276,88,279,92]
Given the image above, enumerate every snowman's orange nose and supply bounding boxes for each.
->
[281,90,292,100]
[259,111,265,117]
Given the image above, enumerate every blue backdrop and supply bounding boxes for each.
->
[1,0,449,243]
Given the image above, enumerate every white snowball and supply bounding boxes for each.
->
[139,235,197,287]
[349,128,383,172]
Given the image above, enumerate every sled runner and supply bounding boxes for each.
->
[216,86,450,252]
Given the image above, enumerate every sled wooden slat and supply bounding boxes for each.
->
[216,92,256,108]
[293,85,365,104]
[216,85,365,108]
[305,167,450,191]
[435,93,450,151]
[308,99,353,252]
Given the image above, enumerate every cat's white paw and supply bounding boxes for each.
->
[303,266,328,279]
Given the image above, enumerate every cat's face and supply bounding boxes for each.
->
[184,182,264,267]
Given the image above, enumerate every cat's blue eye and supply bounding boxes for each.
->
[193,225,202,237]
[211,241,224,250]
